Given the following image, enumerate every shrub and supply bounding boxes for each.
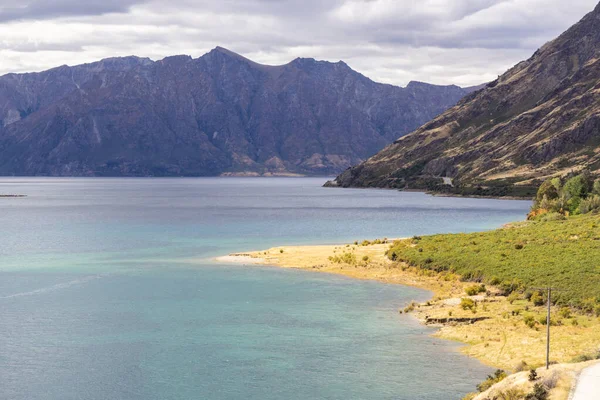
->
[465,284,486,296]
[536,179,559,202]
[558,307,571,319]
[528,369,538,381]
[461,298,477,311]
[525,383,548,400]
[524,315,536,329]
[579,195,600,214]
[593,180,600,196]
[477,369,507,392]
[539,212,566,222]
[280,249,284,253]
[328,252,356,265]
[508,291,520,304]
[530,292,545,306]
[500,279,523,296]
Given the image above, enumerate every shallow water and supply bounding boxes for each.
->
[0,177,530,400]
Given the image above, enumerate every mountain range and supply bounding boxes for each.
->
[330,2,600,197]
[0,48,469,176]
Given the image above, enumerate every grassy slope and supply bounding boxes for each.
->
[388,214,600,309]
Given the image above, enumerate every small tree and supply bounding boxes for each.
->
[536,180,559,202]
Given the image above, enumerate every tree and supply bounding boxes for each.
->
[563,173,591,200]
[593,180,600,196]
[536,179,559,203]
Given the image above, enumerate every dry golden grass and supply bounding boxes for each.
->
[470,361,598,400]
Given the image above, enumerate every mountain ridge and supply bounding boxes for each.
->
[329,2,600,197]
[0,47,470,176]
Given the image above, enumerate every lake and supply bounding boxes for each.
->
[0,177,531,400]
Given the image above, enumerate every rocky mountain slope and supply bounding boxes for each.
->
[0,48,468,176]
[330,2,600,197]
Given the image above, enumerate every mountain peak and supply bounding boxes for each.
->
[331,1,600,195]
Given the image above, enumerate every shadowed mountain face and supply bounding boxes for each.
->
[0,47,467,176]
[331,2,600,195]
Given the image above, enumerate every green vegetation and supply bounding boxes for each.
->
[387,213,600,310]
[461,298,477,312]
[531,171,600,217]
[465,284,486,296]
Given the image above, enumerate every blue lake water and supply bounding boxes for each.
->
[0,177,531,400]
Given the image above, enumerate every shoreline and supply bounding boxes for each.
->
[214,239,600,374]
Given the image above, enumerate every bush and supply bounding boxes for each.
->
[525,383,548,400]
[593,180,600,196]
[328,252,356,265]
[529,369,538,381]
[476,369,507,392]
[539,212,566,222]
[524,315,536,329]
[558,307,571,319]
[465,284,486,296]
[537,179,559,202]
[530,292,545,306]
[499,279,523,296]
[579,195,600,214]
[461,298,477,311]
[508,291,520,304]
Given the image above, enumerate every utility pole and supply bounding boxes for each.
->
[546,287,551,370]
[534,287,560,370]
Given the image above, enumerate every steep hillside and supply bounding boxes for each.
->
[0,48,467,176]
[331,3,600,196]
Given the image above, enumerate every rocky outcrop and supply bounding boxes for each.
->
[330,2,600,196]
[0,48,468,176]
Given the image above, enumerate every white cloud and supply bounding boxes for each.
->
[0,0,597,86]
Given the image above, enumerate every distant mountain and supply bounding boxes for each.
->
[0,47,468,176]
[330,2,600,197]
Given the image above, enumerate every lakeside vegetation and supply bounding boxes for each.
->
[387,213,600,312]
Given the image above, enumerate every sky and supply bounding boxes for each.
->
[0,0,597,87]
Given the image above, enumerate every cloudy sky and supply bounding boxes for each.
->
[0,0,597,86]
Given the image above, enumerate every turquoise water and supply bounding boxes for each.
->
[0,178,531,399]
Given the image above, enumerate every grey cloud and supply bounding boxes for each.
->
[0,0,598,86]
[0,0,146,22]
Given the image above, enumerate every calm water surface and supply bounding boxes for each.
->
[0,178,531,400]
